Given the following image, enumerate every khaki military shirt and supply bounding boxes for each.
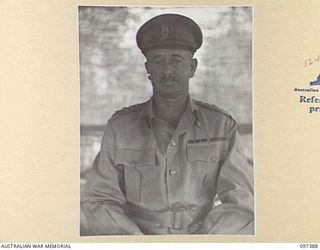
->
[81,97,254,235]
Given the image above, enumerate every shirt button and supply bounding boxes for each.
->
[170,140,176,146]
[169,169,177,176]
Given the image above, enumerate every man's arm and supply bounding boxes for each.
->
[81,119,143,235]
[203,120,254,235]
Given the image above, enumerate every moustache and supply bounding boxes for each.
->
[160,75,177,83]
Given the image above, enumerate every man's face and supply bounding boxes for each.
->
[145,48,198,99]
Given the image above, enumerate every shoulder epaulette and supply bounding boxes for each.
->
[195,100,235,121]
[115,104,144,115]
[113,102,146,116]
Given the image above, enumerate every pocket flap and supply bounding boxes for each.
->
[187,143,218,163]
[115,148,156,167]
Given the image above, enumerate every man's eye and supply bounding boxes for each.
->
[150,60,162,64]
[172,59,182,64]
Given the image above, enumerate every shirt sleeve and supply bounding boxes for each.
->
[80,118,144,235]
[202,119,254,235]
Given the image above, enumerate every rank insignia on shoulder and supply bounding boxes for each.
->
[188,137,226,144]
[115,103,144,114]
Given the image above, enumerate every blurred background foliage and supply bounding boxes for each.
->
[79,6,253,176]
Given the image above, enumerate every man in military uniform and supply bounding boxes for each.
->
[81,13,254,235]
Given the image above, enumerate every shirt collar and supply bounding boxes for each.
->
[144,95,201,128]
[190,98,201,127]
[144,97,154,128]
[189,96,198,113]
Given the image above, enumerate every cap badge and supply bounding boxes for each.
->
[160,24,170,39]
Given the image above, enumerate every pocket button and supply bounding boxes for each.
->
[169,169,177,176]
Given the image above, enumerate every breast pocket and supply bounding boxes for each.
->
[187,143,223,166]
[115,148,156,203]
[186,143,226,197]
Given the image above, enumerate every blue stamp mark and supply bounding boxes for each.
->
[310,74,320,86]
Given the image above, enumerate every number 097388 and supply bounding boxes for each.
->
[300,244,318,248]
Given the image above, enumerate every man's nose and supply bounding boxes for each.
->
[162,60,174,74]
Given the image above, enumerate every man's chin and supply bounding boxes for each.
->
[156,91,184,99]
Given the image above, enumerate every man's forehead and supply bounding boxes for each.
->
[146,48,193,58]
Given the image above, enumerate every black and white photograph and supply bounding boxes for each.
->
[3,0,320,245]
[79,6,254,236]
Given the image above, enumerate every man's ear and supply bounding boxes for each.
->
[145,61,150,74]
[190,58,198,78]
[145,62,151,80]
